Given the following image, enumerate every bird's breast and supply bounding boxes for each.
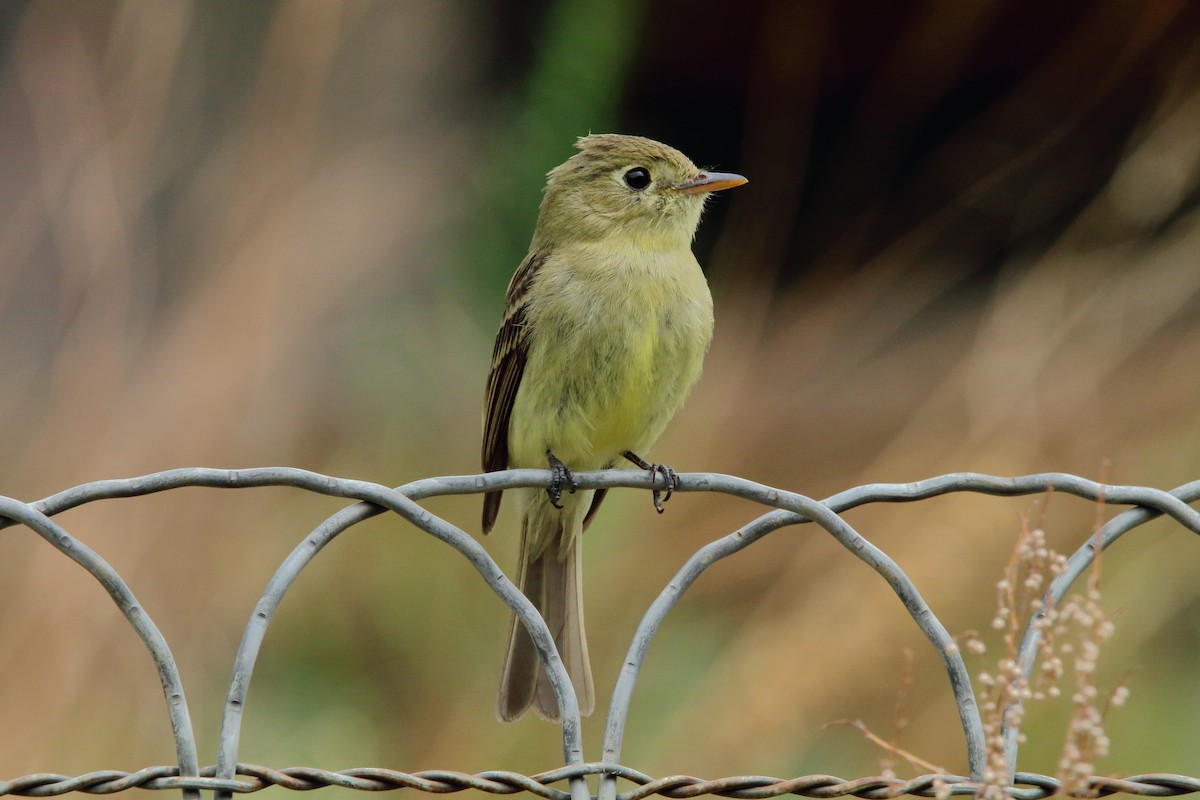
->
[509,246,714,469]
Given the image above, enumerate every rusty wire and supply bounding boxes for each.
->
[2,468,1199,799]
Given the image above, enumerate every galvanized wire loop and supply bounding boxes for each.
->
[2,468,1198,797]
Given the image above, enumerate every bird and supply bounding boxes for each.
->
[481,133,746,722]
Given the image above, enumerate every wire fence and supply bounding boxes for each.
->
[1,467,1198,799]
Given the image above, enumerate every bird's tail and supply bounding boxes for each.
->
[498,497,594,722]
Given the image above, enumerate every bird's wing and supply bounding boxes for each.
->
[482,250,545,534]
[582,488,608,532]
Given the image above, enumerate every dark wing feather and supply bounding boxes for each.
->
[481,251,545,534]
[582,488,608,531]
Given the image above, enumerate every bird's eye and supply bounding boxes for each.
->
[623,167,651,190]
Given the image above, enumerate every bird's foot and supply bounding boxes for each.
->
[622,450,677,513]
[546,451,578,509]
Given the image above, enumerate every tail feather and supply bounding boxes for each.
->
[498,504,594,722]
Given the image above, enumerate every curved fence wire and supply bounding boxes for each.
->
[1,468,1198,799]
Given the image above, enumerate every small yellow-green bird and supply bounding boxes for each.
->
[482,134,746,722]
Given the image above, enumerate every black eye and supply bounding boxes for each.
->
[623,167,651,190]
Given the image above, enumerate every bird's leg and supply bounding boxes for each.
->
[545,450,578,509]
[622,450,678,513]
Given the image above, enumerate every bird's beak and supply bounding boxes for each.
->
[676,171,748,194]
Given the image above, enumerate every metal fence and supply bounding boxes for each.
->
[2,468,1199,799]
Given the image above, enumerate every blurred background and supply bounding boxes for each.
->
[2,0,1200,790]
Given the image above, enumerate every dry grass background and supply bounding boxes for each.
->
[1,0,1199,792]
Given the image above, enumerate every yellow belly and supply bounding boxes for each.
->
[506,246,713,471]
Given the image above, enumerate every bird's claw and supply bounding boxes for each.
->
[649,463,678,513]
[546,451,578,509]
[623,450,678,513]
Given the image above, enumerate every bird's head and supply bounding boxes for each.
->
[533,134,747,249]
